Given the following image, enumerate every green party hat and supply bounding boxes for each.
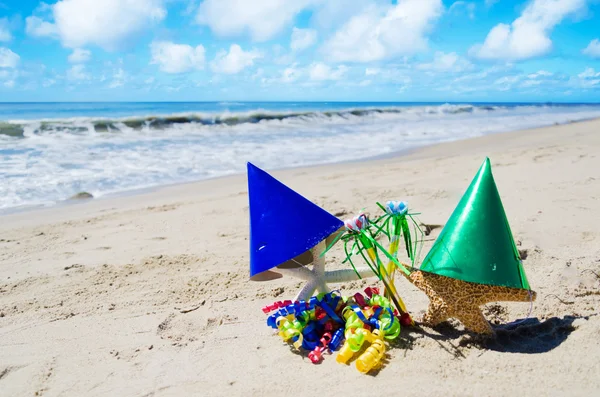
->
[419,157,530,290]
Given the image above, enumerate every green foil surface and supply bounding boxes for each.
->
[419,157,530,290]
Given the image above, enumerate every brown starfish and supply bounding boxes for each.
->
[407,270,537,334]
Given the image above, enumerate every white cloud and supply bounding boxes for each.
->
[68,48,91,63]
[150,41,206,74]
[290,27,317,51]
[269,44,289,64]
[521,79,543,87]
[144,77,155,84]
[26,0,166,50]
[494,75,520,85]
[272,44,286,56]
[448,1,476,19]
[211,44,260,74]
[417,51,473,72]
[274,53,295,65]
[0,17,11,42]
[196,0,313,42]
[263,62,348,84]
[280,65,302,83]
[251,68,264,80]
[258,64,302,85]
[0,47,19,68]
[25,16,58,38]
[362,66,412,84]
[322,0,443,62]
[527,70,553,78]
[165,85,183,92]
[310,0,367,30]
[564,68,600,89]
[308,62,348,81]
[66,64,89,81]
[0,66,21,89]
[583,79,600,87]
[485,0,499,7]
[452,64,514,83]
[470,0,587,61]
[578,67,600,79]
[109,68,126,88]
[582,39,600,58]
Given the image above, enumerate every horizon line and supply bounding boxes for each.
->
[1,100,600,105]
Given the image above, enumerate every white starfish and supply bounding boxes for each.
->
[277,240,377,301]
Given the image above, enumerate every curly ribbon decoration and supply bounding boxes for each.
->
[334,288,401,370]
[336,341,356,364]
[267,301,311,328]
[355,328,386,374]
[337,325,371,364]
[265,288,401,373]
[329,327,345,351]
[339,328,389,373]
[345,327,371,352]
[267,292,344,351]
[308,332,332,363]
[262,299,293,314]
[276,315,305,349]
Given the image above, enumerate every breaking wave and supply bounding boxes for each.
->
[0,105,498,137]
[1,102,600,211]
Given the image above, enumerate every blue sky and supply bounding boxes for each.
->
[0,0,599,102]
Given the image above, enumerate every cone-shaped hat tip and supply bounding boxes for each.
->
[247,161,259,175]
[476,157,491,175]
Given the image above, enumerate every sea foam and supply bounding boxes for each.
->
[1,103,600,211]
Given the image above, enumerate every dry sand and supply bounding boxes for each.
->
[1,119,599,396]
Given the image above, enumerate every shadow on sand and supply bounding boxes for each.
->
[485,315,583,354]
[407,314,591,356]
[276,314,592,376]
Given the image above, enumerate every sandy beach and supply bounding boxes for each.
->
[1,119,599,397]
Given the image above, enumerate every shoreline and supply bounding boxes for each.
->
[2,116,599,220]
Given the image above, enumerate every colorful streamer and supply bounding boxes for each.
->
[264,288,403,374]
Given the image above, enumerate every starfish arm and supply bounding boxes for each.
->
[407,270,533,334]
[454,307,493,335]
[315,278,331,295]
[294,278,318,301]
[324,267,377,283]
[479,285,536,304]
[277,266,316,281]
[421,298,451,326]
[311,241,326,277]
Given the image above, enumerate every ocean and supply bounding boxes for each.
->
[1,101,600,212]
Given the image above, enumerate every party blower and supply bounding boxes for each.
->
[247,162,376,301]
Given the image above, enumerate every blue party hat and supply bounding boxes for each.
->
[247,162,344,278]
